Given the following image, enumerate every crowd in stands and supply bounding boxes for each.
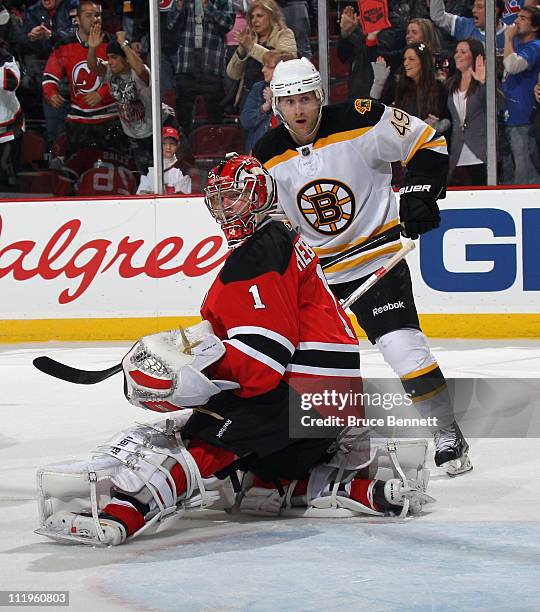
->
[0,0,539,197]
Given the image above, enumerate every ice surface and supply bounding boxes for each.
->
[1,340,539,611]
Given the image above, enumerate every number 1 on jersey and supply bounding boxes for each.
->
[248,284,266,309]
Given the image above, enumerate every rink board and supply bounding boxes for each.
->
[0,188,538,341]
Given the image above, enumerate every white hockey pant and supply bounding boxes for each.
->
[376,328,455,430]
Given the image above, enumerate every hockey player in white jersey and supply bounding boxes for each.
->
[252,58,472,476]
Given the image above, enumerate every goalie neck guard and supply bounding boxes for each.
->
[204,153,277,248]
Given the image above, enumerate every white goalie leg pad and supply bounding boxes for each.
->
[35,416,229,544]
[282,438,435,518]
[281,463,385,519]
[122,320,239,412]
[239,486,288,516]
[35,453,126,545]
[97,418,223,538]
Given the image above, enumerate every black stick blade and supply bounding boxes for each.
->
[33,356,123,384]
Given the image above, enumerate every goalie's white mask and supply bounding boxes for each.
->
[204,153,277,249]
[122,321,239,413]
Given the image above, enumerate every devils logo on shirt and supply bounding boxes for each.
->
[72,61,102,94]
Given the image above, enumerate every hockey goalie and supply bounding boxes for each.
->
[36,154,435,546]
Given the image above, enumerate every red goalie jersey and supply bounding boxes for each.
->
[202,219,361,398]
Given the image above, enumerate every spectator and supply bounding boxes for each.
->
[277,0,311,58]
[430,0,509,54]
[137,126,192,194]
[239,49,293,151]
[0,39,24,191]
[42,1,125,157]
[227,0,296,111]
[371,43,451,140]
[221,0,251,113]
[87,26,153,172]
[533,76,540,170]
[20,0,77,146]
[377,0,410,54]
[336,5,377,99]
[171,0,235,134]
[502,6,540,183]
[0,2,24,63]
[447,39,501,185]
[376,17,442,75]
[123,0,182,97]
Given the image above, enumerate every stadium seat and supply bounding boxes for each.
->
[77,166,137,197]
[16,170,60,195]
[330,46,349,78]
[193,95,209,125]
[19,131,47,168]
[51,134,67,159]
[188,124,245,160]
[329,79,349,104]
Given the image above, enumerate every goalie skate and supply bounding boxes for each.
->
[434,421,473,476]
[37,511,126,547]
[382,479,436,515]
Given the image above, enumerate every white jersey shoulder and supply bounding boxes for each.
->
[262,102,446,284]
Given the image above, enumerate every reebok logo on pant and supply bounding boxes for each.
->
[373,301,404,316]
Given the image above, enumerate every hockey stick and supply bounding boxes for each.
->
[32,356,122,384]
[32,241,415,385]
[270,213,402,272]
[341,240,416,310]
[320,225,402,271]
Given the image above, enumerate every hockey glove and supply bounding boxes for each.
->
[399,192,440,240]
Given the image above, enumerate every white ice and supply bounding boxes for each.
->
[1,340,539,612]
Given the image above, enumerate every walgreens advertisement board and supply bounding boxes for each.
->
[0,189,538,341]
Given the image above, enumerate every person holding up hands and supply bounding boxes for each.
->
[42,1,123,156]
[501,6,540,184]
[446,38,504,185]
[227,0,296,111]
[337,5,379,99]
[87,24,153,173]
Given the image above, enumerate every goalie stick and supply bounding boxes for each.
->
[32,357,122,384]
[32,241,415,385]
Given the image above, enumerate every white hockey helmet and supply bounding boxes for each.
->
[270,57,324,116]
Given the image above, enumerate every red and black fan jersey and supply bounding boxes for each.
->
[43,32,118,124]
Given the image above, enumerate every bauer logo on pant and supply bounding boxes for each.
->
[297,179,355,235]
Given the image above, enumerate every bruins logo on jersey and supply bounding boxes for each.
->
[297,179,355,235]
[354,99,372,115]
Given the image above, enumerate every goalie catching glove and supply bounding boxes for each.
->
[398,184,441,240]
[122,320,239,413]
